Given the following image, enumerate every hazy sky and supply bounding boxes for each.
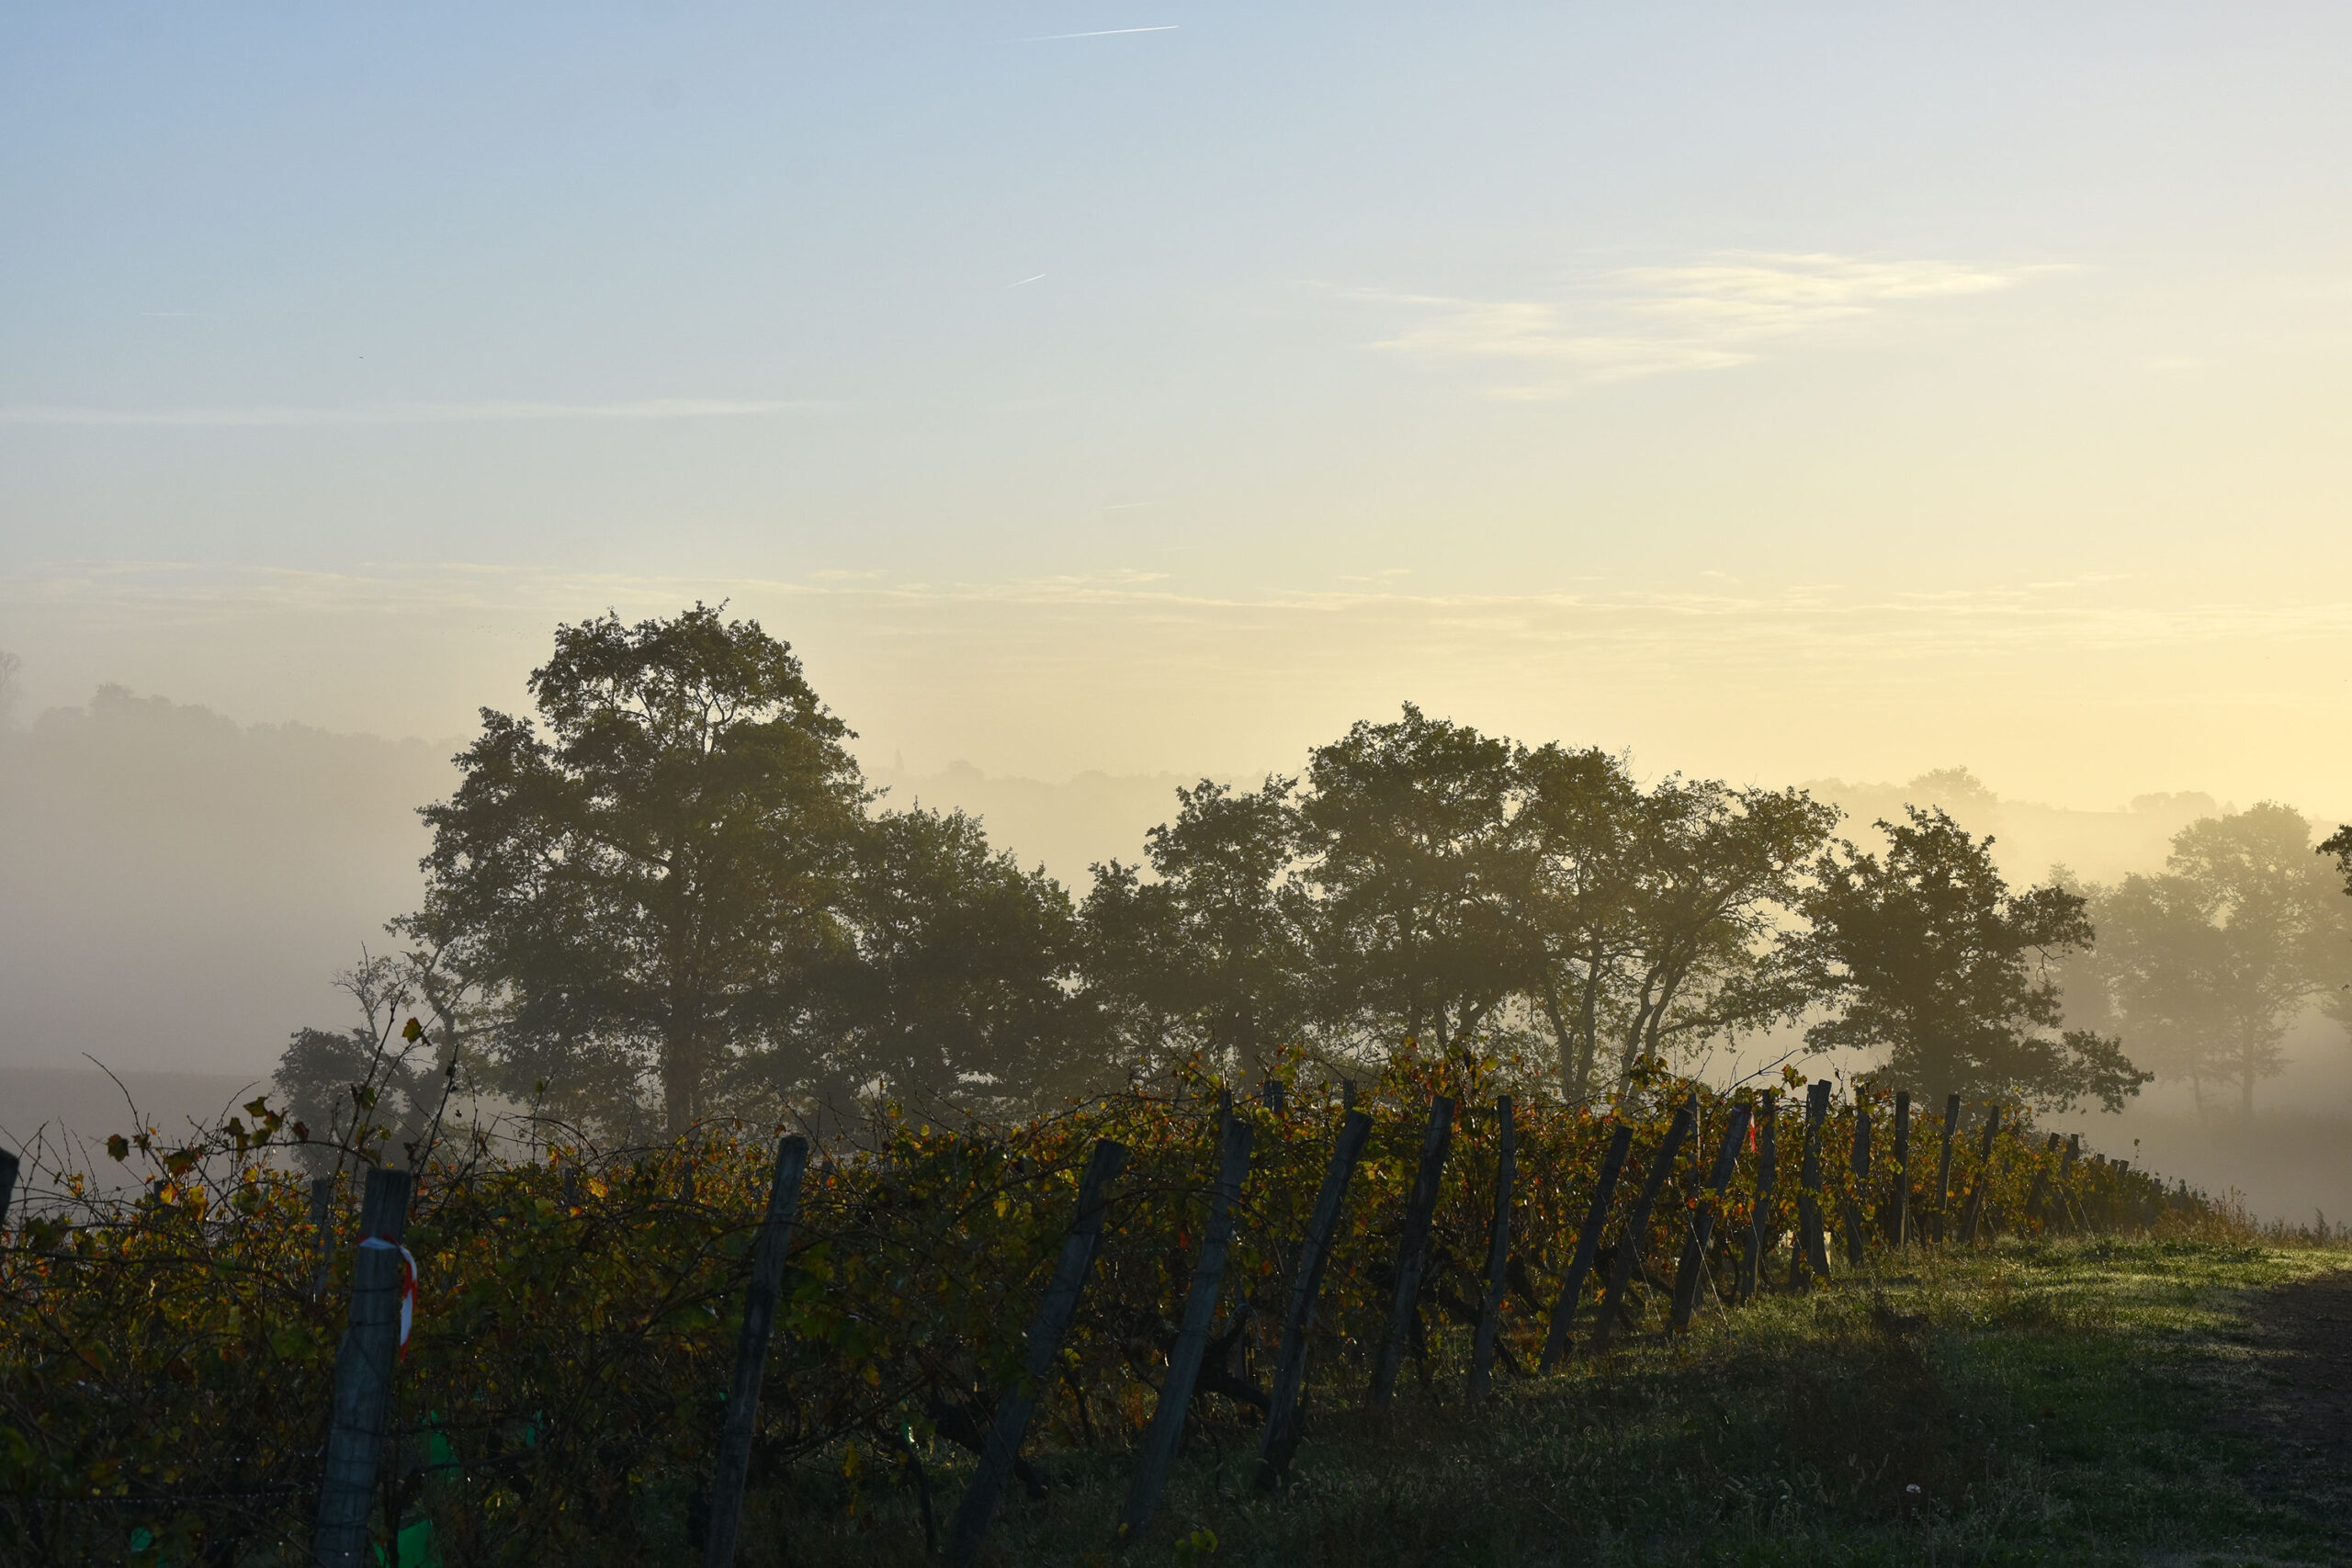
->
[5,4,2351,810]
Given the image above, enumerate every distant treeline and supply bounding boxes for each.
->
[268,606,2352,1150]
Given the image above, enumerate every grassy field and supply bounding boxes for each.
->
[753,1237,2352,1567]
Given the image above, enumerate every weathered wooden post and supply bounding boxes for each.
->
[1538,1124,1631,1371]
[944,1139,1129,1568]
[1790,1081,1832,1288]
[306,1175,337,1302]
[1842,1090,1872,1269]
[1254,1109,1374,1490]
[1669,1101,1751,1331]
[1590,1100,1695,1352]
[1887,1091,1912,1247]
[312,1166,413,1568]
[2025,1133,2061,1232]
[1117,1111,1253,1548]
[1370,1097,1455,1407]
[1931,1092,1962,1242]
[1958,1105,2001,1245]
[1468,1096,1516,1400]
[704,1134,810,1568]
[0,1145,18,1233]
[1262,1079,1287,1113]
[2059,1133,2082,1232]
[1739,1091,1779,1302]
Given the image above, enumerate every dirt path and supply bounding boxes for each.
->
[2226,1265,2352,1548]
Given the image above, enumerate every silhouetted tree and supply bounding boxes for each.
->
[401,605,867,1137]
[1797,807,2147,1111]
[1592,777,1838,1094]
[1080,776,1308,1083]
[793,806,1091,1112]
[2097,805,2348,1119]
[1293,705,1523,1059]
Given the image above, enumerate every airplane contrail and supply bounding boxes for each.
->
[1027,26,1178,40]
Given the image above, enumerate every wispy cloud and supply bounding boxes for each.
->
[1026,25,1178,40]
[0,399,807,428]
[1364,253,2072,396]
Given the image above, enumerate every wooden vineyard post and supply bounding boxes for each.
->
[1371,1097,1455,1407]
[312,1166,413,1568]
[1538,1124,1632,1371]
[307,1175,337,1302]
[2060,1134,2082,1232]
[704,1134,811,1568]
[1842,1090,1872,1269]
[1790,1081,1832,1288]
[1589,1100,1695,1352]
[1887,1091,1911,1247]
[1116,1111,1254,1548]
[1669,1101,1752,1331]
[1932,1093,1962,1243]
[1958,1106,2001,1245]
[0,1145,17,1232]
[2025,1134,2062,1231]
[1254,1109,1374,1491]
[944,1139,1129,1568]
[1739,1092,1779,1302]
[1468,1096,1516,1400]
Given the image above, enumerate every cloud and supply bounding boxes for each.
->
[1364,253,2071,395]
[1026,25,1178,40]
[0,399,807,428]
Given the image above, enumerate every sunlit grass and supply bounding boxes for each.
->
[763,1239,2347,1567]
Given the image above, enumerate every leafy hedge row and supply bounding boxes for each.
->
[0,1055,2188,1565]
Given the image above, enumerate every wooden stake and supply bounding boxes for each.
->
[1254,1110,1374,1490]
[1468,1096,1516,1399]
[312,1166,413,1568]
[1959,1105,2001,1245]
[704,1134,810,1568]
[944,1139,1129,1568]
[1370,1097,1454,1407]
[1842,1089,1872,1269]
[307,1174,336,1302]
[1590,1100,1695,1352]
[1791,1081,1832,1288]
[1116,1112,1253,1548]
[1538,1124,1631,1371]
[1669,1101,1751,1331]
[1887,1091,1911,1247]
[1739,1091,1779,1302]
[1931,1092,1962,1243]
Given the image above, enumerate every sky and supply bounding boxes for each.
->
[5,2,2352,812]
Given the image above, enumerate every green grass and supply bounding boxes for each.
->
[763,1239,2349,1567]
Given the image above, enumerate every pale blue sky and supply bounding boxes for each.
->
[5,3,2351,806]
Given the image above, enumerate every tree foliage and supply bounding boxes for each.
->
[1795,807,2147,1111]
[401,605,868,1137]
[2084,804,2349,1117]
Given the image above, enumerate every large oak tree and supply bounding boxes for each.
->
[401,605,867,1137]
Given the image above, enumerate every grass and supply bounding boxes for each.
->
[757,1238,2352,1567]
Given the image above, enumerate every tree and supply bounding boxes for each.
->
[1797,807,2147,1111]
[1292,705,1525,1060]
[793,806,1091,1113]
[1079,776,1309,1083]
[2098,804,2347,1119]
[401,605,867,1137]
[1505,744,1645,1100]
[271,954,442,1171]
[1593,778,1838,1095]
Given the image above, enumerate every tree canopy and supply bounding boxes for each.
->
[401,605,868,1137]
[1795,807,2147,1111]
